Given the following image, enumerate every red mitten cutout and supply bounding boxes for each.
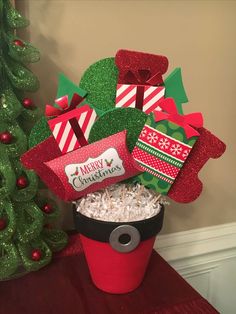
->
[168,127,226,203]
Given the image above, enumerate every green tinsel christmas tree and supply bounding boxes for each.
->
[0,0,67,280]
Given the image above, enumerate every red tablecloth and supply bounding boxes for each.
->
[0,234,218,314]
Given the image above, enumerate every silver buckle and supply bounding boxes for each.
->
[109,225,141,253]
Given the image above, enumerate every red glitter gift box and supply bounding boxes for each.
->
[115,49,168,114]
[46,94,97,155]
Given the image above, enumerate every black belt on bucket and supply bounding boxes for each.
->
[73,205,164,243]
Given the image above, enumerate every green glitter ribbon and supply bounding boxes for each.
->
[18,238,52,272]
[42,228,69,252]
[0,82,22,121]
[7,34,40,64]
[0,0,67,280]
[14,201,44,243]
[4,0,29,29]
[0,242,19,280]
[0,150,16,198]
[10,160,38,202]
[0,121,27,157]
[34,197,60,223]
[0,198,16,242]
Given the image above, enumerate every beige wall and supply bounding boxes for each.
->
[16,0,236,234]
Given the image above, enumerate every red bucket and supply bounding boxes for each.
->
[74,205,164,294]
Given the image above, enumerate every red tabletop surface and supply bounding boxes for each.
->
[0,234,219,314]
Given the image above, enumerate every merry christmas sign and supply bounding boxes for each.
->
[64,147,125,192]
[22,131,142,201]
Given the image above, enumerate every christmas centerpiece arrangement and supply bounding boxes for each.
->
[0,0,67,280]
[21,49,226,293]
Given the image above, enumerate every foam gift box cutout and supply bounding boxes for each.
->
[21,131,142,201]
[46,93,97,154]
[168,127,226,203]
[115,74,165,114]
[132,98,203,195]
[115,49,168,114]
[57,73,87,103]
[164,68,188,114]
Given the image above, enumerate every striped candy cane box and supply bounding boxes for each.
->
[48,104,97,155]
[115,83,165,114]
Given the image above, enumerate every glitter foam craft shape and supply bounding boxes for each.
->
[21,131,142,201]
[46,93,97,154]
[132,98,203,195]
[115,49,168,114]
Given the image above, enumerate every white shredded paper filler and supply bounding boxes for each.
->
[76,184,162,222]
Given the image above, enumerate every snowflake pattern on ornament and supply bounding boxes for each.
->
[147,132,158,144]
[158,138,170,149]
[170,144,182,155]
[182,149,190,159]
[140,128,147,138]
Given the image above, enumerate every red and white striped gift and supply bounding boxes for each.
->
[115,84,165,114]
[48,104,97,155]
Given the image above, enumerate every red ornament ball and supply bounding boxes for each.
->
[0,218,6,230]
[16,176,28,189]
[13,39,24,47]
[22,98,34,109]
[42,203,54,214]
[0,131,13,144]
[31,249,42,261]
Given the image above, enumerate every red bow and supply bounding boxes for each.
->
[154,98,203,139]
[45,93,85,117]
[124,69,163,86]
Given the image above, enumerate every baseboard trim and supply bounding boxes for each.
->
[154,222,236,275]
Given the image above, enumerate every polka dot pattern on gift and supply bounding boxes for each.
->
[135,115,198,194]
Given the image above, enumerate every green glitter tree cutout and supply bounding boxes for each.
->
[0,0,67,280]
